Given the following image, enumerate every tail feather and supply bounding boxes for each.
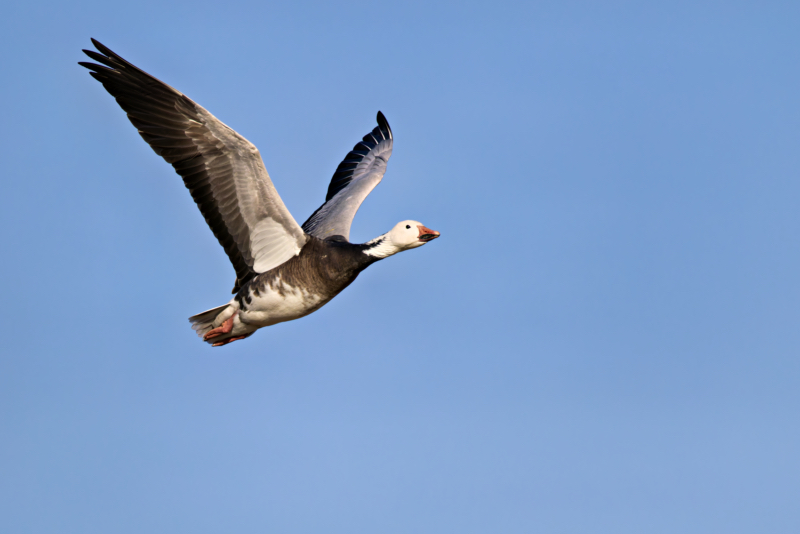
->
[188,304,230,338]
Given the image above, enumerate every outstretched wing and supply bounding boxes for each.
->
[79,39,307,293]
[302,112,393,241]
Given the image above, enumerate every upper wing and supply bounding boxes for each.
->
[79,39,307,292]
[302,112,393,241]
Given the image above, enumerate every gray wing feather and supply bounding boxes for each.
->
[80,40,307,290]
[195,108,307,273]
[302,113,393,241]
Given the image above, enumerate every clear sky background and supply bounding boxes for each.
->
[2,1,799,532]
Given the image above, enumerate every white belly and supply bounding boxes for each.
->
[236,278,327,328]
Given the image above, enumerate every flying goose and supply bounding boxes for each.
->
[79,39,440,347]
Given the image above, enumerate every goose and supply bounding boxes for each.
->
[79,39,440,347]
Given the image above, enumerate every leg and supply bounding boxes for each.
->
[203,312,237,341]
[212,333,253,347]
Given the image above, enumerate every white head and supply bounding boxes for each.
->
[363,220,440,258]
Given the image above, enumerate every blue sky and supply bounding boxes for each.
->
[2,1,800,532]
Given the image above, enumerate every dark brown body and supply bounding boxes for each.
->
[234,236,381,314]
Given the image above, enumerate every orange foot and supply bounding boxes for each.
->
[203,312,236,341]
[212,333,252,347]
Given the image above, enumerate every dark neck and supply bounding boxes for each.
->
[322,235,384,271]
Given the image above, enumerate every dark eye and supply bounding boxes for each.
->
[406,225,411,229]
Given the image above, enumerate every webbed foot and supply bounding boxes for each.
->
[203,312,236,341]
[212,333,252,347]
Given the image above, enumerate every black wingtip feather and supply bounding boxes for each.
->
[90,38,115,58]
[377,110,387,126]
[78,61,109,72]
[82,49,119,69]
[376,111,392,139]
[377,111,393,139]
